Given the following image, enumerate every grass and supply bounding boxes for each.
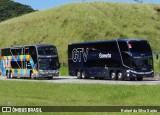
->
[0,80,160,106]
[60,66,68,76]
[0,2,160,72]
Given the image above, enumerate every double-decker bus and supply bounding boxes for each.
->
[0,44,60,79]
[68,39,158,81]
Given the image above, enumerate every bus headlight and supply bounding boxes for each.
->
[126,70,130,73]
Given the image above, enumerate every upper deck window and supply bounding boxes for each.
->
[38,46,57,55]
[129,41,151,53]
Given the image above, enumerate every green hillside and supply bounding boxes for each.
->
[0,2,160,70]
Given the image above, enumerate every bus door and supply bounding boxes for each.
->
[24,47,34,74]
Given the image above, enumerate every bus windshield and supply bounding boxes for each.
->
[129,41,151,53]
[38,58,59,70]
[132,57,153,68]
[38,46,57,55]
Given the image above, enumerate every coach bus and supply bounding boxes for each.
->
[0,44,60,79]
[68,39,158,81]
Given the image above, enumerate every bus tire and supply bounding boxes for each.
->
[6,71,9,79]
[9,71,13,79]
[30,72,34,79]
[110,71,116,80]
[82,71,87,79]
[77,71,82,79]
[137,77,143,81]
[117,71,123,80]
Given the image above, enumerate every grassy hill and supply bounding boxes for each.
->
[0,2,160,71]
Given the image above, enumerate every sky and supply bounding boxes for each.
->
[13,0,160,10]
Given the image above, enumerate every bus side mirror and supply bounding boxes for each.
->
[58,63,61,69]
[153,51,159,60]
[156,53,159,60]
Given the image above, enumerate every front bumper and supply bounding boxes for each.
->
[36,70,59,78]
[125,70,154,79]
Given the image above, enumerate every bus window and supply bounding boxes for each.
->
[29,46,37,64]
[1,48,11,56]
[11,48,22,55]
[38,46,57,55]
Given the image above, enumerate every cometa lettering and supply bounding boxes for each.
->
[99,53,111,58]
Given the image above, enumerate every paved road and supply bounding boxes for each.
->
[1,76,160,85]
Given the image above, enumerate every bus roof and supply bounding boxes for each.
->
[68,38,147,46]
[1,44,56,49]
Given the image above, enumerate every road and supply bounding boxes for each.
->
[1,76,160,85]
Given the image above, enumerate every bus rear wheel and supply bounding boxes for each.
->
[30,72,34,79]
[77,71,82,79]
[110,71,116,80]
[6,71,9,79]
[117,72,123,80]
[9,71,13,79]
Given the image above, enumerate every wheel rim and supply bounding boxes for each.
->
[77,71,80,78]
[111,72,116,80]
[30,72,34,79]
[6,72,9,78]
[82,71,85,79]
[118,72,122,80]
[10,72,13,79]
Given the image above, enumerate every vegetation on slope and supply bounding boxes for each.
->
[0,0,35,22]
[0,2,160,70]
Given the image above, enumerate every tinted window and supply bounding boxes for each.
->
[129,41,151,53]
[118,41,128,52]
[38,46,57,55]
[11,61,22,69]
[1,48,11,56]
[90,42,118,52]
[25,46,37,64]
[11,48,22,55]
[39,57,59,70]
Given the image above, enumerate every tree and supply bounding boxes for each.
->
[0,0,35,22]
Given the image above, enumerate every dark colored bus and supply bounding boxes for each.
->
[68,39,157,81]
[0,44,60,79]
